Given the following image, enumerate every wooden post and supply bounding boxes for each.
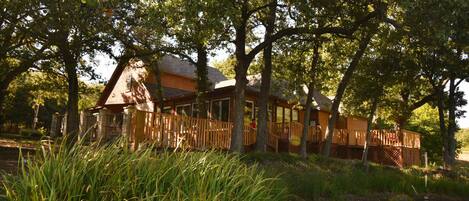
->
[79,111,87,140]
[97,108,109,143]
[62,112,68,136]
[122,105,135,141]
[132,110,145,151]
[50,112,60,138]
[424,152,428,188]
[32,104,40,129]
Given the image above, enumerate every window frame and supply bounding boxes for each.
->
[162,106,172,114]
[125,75,133,92]
[210,98,230,121]
[175,104,192,116]
[244,100,254,123]
[292,109,299,122]
[192,101,210,118]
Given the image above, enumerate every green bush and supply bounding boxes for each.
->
[457,129,469,151]
[1,140,286,201]
[18,127,46,138]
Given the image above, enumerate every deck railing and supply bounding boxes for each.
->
[127,110,420,150]
[327,129,420,148]
[132,111,234,149]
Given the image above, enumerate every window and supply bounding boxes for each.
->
[244,101,254,123]
[162,106,172,114]
[211,99,230,121]
[192,102,210,118]
[126,76,133,91]
[292,109,299,122]
[176,104,191,116]
[276,106,283,123]
[253,104,272,121]
[285,108,291,123]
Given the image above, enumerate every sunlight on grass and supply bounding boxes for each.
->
[1,139,286,201]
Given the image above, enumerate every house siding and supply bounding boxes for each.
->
[105,63,149,105]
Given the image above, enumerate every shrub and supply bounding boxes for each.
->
[457,129,469,150]
[2,140,286,201]
[18,127,46,138]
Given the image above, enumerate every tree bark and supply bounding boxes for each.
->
[446,76,457,166]
[62,52,80,140]
[300,84,314,158]
[0,85,8,127]
[255,1,277,152]
[230,2,249,153]
[362,96,379,167]
[322,29,376,157]
[300,44,320,158]
[436,84,450,167]
[195,45,209,118]
[231,59,248,152]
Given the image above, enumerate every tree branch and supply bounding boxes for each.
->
[246,2,276,18]
[409,92,437,111]
[246,10,380,61]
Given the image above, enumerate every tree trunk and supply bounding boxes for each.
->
[63,53,80,141]
[300,44,320,158]
[300,84,314,158]
[195,45,209,118]
[154,60,165,146]
[231,62,248,152]
[230,5,249,152]
[322,29,376,157]
[436,85,450,167]
[447,77,457,166]
[255,1,277,152]
[0,83,9,127]
[362,96,379,167]
[254,48,272,152]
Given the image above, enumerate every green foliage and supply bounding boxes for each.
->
[18,128,46,138]
[457,129,469,151]
[212,55,263,79]
[406,104,444,163]
[211,56,236,79]
[2,71,103,129]
[2,139,286,200]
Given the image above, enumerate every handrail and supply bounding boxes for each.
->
[128,110,421,150]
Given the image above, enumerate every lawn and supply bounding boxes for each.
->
[1,138,469,201]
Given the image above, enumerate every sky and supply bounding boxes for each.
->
[92,52,469,129]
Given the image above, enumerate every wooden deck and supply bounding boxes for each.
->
[126,110,420,166]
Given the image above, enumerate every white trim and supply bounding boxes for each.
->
[175,104,191,116]
[163,106,172,114]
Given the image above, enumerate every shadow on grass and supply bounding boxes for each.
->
[242,152,469,201]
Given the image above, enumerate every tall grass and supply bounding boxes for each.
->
[2,139,286,201]
[243,152,469,200]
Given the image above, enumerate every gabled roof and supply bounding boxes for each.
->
[143,82,193,100]
[96,55,227,106]
[159,55,227,84]
[215,74,333,111]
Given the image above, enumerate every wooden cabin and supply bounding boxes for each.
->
[95,56,365,137]
[90,55,420,167]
